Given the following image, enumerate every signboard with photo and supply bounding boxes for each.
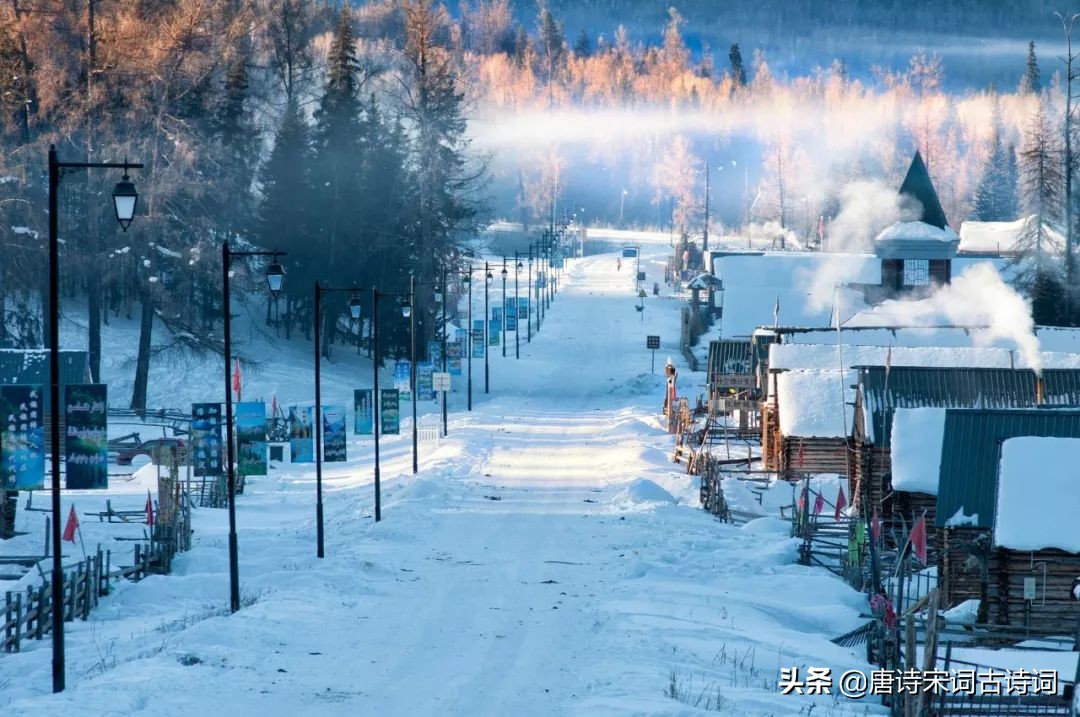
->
[380,389,400,434]
[504,299,518,331]
[354,389,374,435]
[428,341,443,368]
[322,406,347,462]
[472,320,484,357]
[236,401,267,477]
[394,361,412,400]
[64,384,108,490]
[517,297,529,319]
[289,406,314,462]
[447,340,463,376]
[488,318,501,346]
[1,385,44,491]
[191,402,223,477]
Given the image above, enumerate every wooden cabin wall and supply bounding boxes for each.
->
[940,527,991,609]
[779,436,851,477]
[762,404,781,471]
[986,548,1080,634]
[853,441,890,514]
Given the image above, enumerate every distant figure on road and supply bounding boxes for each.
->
[616,257,622,271]
[653,282,659,296]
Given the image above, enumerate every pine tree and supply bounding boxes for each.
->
[1022,40,1040,95]
[310,6,364,286]
[573,29,591,59]
[1015,98,1064,298]
[1031,267,1065,325]
[210,55,259,240]
[973,104,1019,221]
[729,43,746,86]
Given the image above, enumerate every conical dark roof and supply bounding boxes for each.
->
[898,151,948,229]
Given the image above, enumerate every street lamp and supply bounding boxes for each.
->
[461,269,474,410]
[501,260,508,358]
[47,145,143,694]
[484,263,492,394]
[222,244,286,612]
[513,254,522,359]
[620,187,628,227]
[313,281,363,558]
[369,287,410,522]
[526,246,534,342]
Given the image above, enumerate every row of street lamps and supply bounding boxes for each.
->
[44,142,570,692]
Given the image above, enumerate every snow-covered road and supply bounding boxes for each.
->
[3,250,882,716]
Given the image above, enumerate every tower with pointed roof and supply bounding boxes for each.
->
[874,151,959,299]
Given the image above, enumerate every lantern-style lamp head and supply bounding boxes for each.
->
[485,271,493,286]
[112,172,138,231]
[348,293,362,320]
[401,296,412,318]
[501,266,508,279]
[265,257,285,298]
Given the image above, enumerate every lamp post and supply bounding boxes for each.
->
[369,287,409,521]
[484,262,492,394]
[408,275,416,474]
[462,268,474,410]
[513,253,522,359]
[440,267,448,437]
[223,243,285,612]
[313,282,363,558]
[500,259,508,358]
[526,246,533,342]
[47,144,143,694]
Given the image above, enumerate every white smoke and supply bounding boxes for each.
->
[851,263,1043,373]
[826,180,922,253]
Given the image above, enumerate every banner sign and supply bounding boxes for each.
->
[646,335,661,349]
[552,251,565,269]
[354,389,374,435]
[417,362,435,401]
[236,401,267,477]
[64,384,108,490]
[504,299,518,331]
[518,297,529,319]
[489,318,501,346]
[472,320,485,358]
[447,340,463,376]
[380,389,400,435]
[192,402,223,477]
[622,247,638,258]
[394,361,412,400]
[289,406,314,462]
[428,340,443,367]
[433,372,451,393]
[536,272,546,288]
[322,406,347,462]
[2,385,44,491]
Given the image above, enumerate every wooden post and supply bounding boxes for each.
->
[903,612,916,717]
[914,588,940,717]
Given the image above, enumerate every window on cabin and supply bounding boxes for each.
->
[903,259,929,287]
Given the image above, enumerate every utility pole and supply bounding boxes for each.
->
[703,159,710,255]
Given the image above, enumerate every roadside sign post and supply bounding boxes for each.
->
[637,289,647,321]
[433,372,451,394]
[646,335,660,373]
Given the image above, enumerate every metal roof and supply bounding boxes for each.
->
[935,408,1080,529]
[0,350,92,405]
[858,366,1080,446]
[707,339,753,378]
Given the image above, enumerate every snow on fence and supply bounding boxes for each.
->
[2,501,191,654]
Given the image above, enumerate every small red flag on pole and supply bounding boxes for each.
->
[813,492,824,515]
[909,512,928,566]
[62,505,79,543]
[870,509,882,543]
[145,491,154,529]
[232,357,242,401]
[834,486,847,521]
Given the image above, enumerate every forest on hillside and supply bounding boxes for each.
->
[1,0,1077,408]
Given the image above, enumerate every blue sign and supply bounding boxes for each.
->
[394,361,412,400]
[472,320,485,357]
[289,406,314,462]
[622,247,638,258]
[417,362,435,401]
[354,389,374,435]
[517,297,529,319]
[322,406,347,462]
[2,385,44,491]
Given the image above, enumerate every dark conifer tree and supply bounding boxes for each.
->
[729,43,746,86]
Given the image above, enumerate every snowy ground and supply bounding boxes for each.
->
[3,249,882,716]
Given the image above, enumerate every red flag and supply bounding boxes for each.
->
[813,492,824,515]
[145,492,154,528]
[909,513,928,566]
[834,486,847,521]
[870,509,882,543]
[62,505,79,543]
[232,358,242,401]
[797,442,805,468]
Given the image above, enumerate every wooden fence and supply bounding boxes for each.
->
[2,498,190,654]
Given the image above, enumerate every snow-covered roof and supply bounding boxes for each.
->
[776,369,856,438]
[875,221,960,245]
[890,408,946,495]
[958,215,1064,255]
[686,272,723,290]
[768,343,1080,372]
[994,437,1080,552]
[712,251,875,336]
